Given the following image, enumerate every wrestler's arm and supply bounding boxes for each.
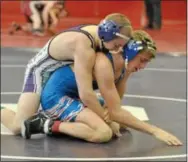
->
[94,53,183,145]
[94,53,156,135]
[73,35,106,120]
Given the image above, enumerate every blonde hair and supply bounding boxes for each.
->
[104,13,133,37]
[132,30,157,57]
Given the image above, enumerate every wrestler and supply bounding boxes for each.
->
[1,13,133,135]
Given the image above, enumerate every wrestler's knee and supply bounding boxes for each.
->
[18,92,40,115]
[11,124,21,135]
[90,125,113,143]
[11,116,25,135]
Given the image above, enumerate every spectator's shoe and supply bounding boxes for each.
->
[8,22,21,35]
[153,23,161,30]
[21,112,53,139]
[143,24,153,30]
[143,23,161,30]
[32,29,45,37]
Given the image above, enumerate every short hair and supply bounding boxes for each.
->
[132,30,157,57]
[104,13,133,37]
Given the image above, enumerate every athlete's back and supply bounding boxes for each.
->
[48,24,103,60]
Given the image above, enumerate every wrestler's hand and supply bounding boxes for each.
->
[153,128,183,146]
[109,121,122,137]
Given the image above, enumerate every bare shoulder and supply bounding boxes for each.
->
[94,52,114,83]
[49,31,94,60]
[94,53,112,70]
[74,34,96,60]
[75,33,94,49]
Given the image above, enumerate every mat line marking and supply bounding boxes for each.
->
[1,154,187,161]
[1,64,186,72]
[1,132,14,135]
[1,92,186,102]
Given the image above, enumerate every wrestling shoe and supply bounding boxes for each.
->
[21,112,54,139]
[32,29,45,37]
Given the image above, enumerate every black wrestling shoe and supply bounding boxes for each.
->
[21,112,53,139]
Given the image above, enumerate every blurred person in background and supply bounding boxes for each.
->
[9,1,66,36]
[46,1,68,35]
[143,0,162,30]
[9,1,45,36]
[41,1,62,34]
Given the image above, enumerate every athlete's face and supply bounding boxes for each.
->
[127,51,153,73]
[103,37,126,52]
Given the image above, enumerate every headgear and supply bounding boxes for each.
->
[123,39,156,68]
[98,20,122,42]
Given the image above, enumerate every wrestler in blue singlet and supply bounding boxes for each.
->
[41,52,125,122]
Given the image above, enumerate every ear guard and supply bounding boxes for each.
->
[98,20,129,42]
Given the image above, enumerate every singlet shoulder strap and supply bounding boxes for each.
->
[105,53,115,74]
[106,53,126,84]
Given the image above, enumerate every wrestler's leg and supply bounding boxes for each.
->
[22,95,112,143]
[56,108,113,143]
[29,2,41,30]
[1,66,43,135]
[1,93,40,135]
